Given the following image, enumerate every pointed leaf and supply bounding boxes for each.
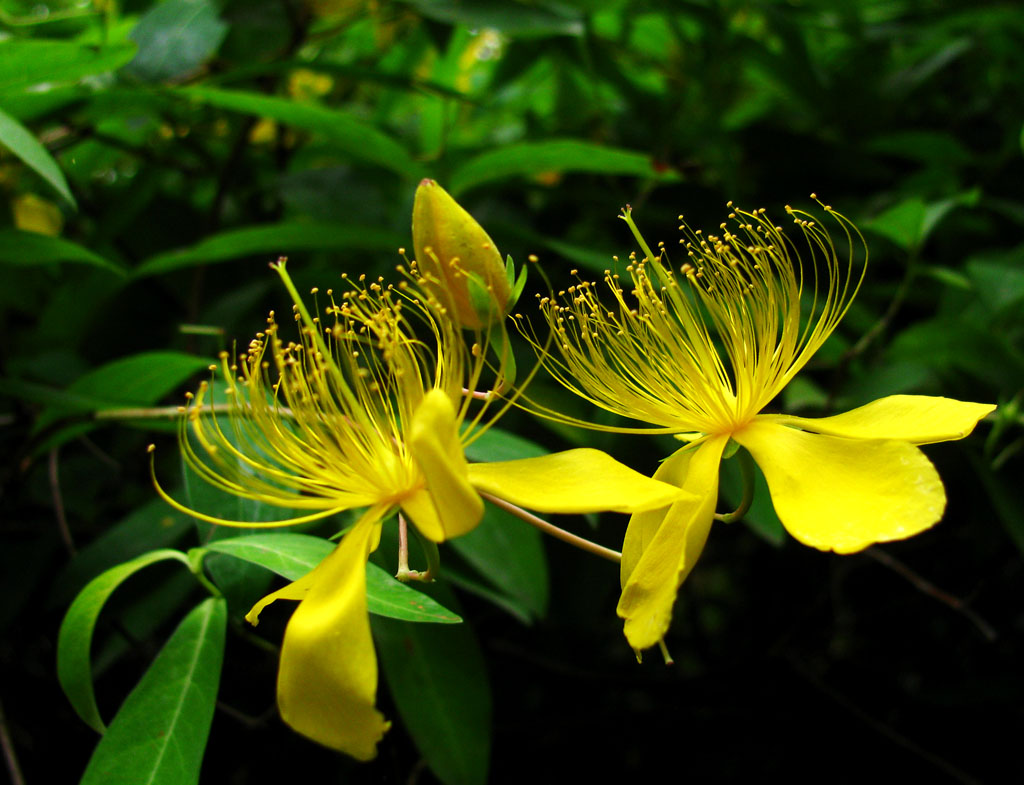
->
[374,588,491,785]
[449,140,678,195]
[0,40,137,94]
[177,87,424,178]
[57,549,192,733]
[34,351,209,433]
[126,0,228,83]
[0,106,76,206]
[0,229,123,273]
[206,532,462,623]
[448,503,548,621]
[134,221,401,277]
[79,598,227,785]
[52,498,193,606]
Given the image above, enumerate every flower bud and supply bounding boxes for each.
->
[412,179,511,329]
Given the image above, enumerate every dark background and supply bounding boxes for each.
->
[2,1,1022,783]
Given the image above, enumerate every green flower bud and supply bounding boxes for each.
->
[412,179,511,329]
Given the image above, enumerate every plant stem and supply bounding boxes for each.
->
[480,493,622,563]
[715,448,754,523]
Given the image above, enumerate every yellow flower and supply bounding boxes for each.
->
[530,199,995,654]
[152,259,683,758]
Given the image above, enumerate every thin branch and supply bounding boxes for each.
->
[0,695,25,785]
[788,656,983,785]
[48,448,75,556]
[865,546,997,642]
[216,700,277,729]
[479,492,622,563]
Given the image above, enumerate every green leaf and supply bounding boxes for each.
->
[374,589,491,785]
[0,106,76,207]
[51,498,194,607]
[865,130,972,166]
[80,597,227,785]
[177,87,424,178]
[967,248,1024,313]
[405,0,583,36]
[464,427,546,462]
[968,451,1024,556]
[204,532,333,580]
[0,40,137,94]
[867,191,979,252]
[206,532,463,623]
[496,222,616,274]
[448,503,549,621]
[0,229,123,273]
[34,351,209,432]
[0,377,120,415]
[134,221,402,277]
[866,197,926,251]
[449,139,677,195]
[57,549,192,733]
[127,0,228,82]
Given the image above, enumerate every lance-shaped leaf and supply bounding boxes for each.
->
[57,549,192,733]
[79,598,227,785]
[206,532,462,623]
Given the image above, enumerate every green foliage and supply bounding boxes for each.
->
[206,532,463,623]
[57,549,193,733]
[0,106,77,206]
[3,1,1023,783]
[79,597,227,785]
[374,591,492,785]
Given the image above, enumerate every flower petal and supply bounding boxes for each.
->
[407,389,484,542]
[734,420,945,554]
[763,395,995,444]
[466,448,688,514]
[616,437,728,653]
[620,445,695,588]
[276,507,391,759]
[245,568,316,627]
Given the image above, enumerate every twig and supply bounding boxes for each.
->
[0,695,25,785]
[479,492,622,563]
[216,700,277,729]
[48,448,75,555]
[788,656,983,785]
[865,546,997,642]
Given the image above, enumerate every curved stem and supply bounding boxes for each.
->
[396,513,439,582]
[479,492,622,563]
[715,448,754,523]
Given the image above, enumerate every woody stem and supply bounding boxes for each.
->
[479,493,622,563]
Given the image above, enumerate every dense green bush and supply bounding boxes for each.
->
[2,1,1022,782]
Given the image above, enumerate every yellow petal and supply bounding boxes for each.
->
[620,445,695,588]
[245,518,383,626]
[734,420,945,554]
[245,567,317,626]
[467,448,689,514]
[616,437,728,652]
[276,507,391,759]
[406,389,484,542]
[763,395,995,444]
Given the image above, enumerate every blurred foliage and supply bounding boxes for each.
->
[2,0,1023,783]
